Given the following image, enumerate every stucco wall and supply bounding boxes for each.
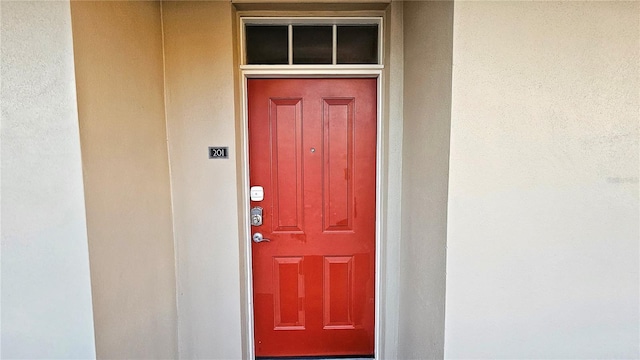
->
[70,2,177,358]
[445,2,640,358]
[161,2,243,358]
[7,2,635,359]
[398,1,454,358]
[0,1,96,358]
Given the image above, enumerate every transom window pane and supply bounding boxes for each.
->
[243,20,381,65]
[293,26,333,64]
[245,25,288,65]
[337,25,378,64]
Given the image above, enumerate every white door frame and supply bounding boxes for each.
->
[239,68,384,359]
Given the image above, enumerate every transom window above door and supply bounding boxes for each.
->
[241,18,382,66]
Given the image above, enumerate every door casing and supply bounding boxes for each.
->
[239,68,383,360]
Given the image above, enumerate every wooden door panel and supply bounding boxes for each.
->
[269,98,304,233]
[273,257,305,330]
[323,98,355,232]
[323,256,355,329]
[249,79,376,357]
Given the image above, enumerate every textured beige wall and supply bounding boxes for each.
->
[398,1,454,358]
[161,2,243,358]
[70,1,177,358]
[446,2,639,358]
[6,2,635,359]
[1,1,96,358]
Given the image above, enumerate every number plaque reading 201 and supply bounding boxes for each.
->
[209,147,229,159]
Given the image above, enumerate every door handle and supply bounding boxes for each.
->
[252,232,270,243]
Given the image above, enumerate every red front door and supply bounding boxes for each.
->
[248,78,377,357]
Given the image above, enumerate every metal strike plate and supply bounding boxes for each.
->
[250,206,263,226]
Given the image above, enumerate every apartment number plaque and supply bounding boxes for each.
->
[209,147,229,159]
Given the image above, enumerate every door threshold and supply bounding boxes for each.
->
[257,357,374,360]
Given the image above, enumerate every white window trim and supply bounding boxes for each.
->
[240,16,384,67]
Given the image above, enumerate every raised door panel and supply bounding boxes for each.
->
[323,98,355,232]
[270,98,304,233]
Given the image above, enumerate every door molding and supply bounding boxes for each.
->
[238,68,383,359]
